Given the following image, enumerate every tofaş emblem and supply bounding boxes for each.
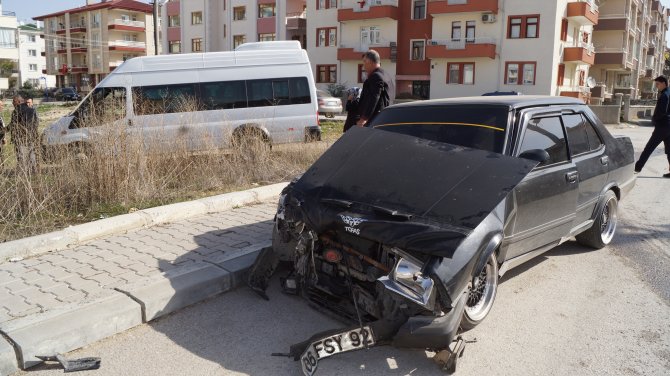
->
[339,215,366,235]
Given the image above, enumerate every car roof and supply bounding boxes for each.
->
[389,95,585,110]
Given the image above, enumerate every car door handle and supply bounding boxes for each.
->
[600,155,609,165]
[566,171,579,183]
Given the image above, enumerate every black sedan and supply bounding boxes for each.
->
[249,96,636,375]
[54,88,81,102]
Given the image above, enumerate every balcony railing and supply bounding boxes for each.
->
[340,0,398,11]
[428,37,497,50]
[426,37,497,59]
[109,19,146,28]
[108,40,146,49]
[70,22,87,29]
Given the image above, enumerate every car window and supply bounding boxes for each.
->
[272,80,290,106]
[369,105,509,154]
[200,80,247,110]
[562,114,590,156]
[290,77,311,104]
[133,84,198,115]
[583,115,603,151]
[518,116,568,166]
[73,87,126,126]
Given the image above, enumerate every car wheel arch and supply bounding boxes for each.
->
[233,123,271,143]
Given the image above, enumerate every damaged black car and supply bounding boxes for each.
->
[248,96,636,375]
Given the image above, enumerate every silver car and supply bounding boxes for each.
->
[317,90,342,118]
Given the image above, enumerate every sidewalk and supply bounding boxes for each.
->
[0,201,277,375]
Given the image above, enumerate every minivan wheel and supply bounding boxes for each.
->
[232,128,271,161]
[461,252,498,331]
[576,190,618,249]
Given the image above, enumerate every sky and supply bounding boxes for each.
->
[6,0,670,47]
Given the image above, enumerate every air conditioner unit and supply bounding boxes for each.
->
[482,13,496,23]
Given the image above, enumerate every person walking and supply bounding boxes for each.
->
[634,76,670,177]
[356,50,394,127]
[343,87,361,132]
[9,95,39,174]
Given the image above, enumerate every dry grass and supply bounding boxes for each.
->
[0,99,341,242]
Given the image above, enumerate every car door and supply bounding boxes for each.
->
[562,113,609,228]
[504,112,579,259]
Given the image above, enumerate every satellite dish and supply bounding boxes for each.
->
[586,76,597,88]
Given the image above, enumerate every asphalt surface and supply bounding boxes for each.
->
[15,125,670,376]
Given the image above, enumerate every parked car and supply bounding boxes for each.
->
[54,88,81,102]
[317,90,342,118]
[41,41,321,156]
[248,96,636,375]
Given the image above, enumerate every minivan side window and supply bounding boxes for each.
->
[201,80,247,110]
[247,79,274,107]
[272,80,290,106]
[582,115,603,151]
[290,77,311,104]
[518,116,568,166]
[562,114,590,156]
[133,84,198,115]
[72,87,126,128]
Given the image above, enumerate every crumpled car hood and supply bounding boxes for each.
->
[289,127,536,257]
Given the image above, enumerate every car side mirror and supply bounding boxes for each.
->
[519,149,550,164]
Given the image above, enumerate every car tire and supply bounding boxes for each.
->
[232,127,271,161]
[576,190,618,249]
[461,252,498,331]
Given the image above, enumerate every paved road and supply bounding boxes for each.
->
[15,125,670,376]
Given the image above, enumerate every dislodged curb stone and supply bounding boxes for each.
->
[0,335,17,376]
[0,293,142,369]
[0,182,288,263]
[116,262,233,323]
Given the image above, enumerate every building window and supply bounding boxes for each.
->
[259,33,276,41]
[316,64,337,83]
[505,62,536,85]
[259,4,276,18]
[28,49,37,57]
[168,15,180,27]
[234,35,246,48]
[360,26,381,46]
[316,27,337,47]
[357,64,366,83]
[29,64,38,71]
[92,12,101,28]
[317,0,337,10]
[169,41,181,53]
[191,12,203,25]
[413,0,426,20]
[508,15,540,39]
[466,21,476,42]
[451,21,461,41]
[411,40,425,61]
[234,6,246,20]
[191,38,202,52]
[447,63,474,85]
[28,35,36,43]
[557,64,565,86]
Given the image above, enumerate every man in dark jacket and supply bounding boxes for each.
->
[343,86,361,132]
[9,95,39,174]
[356,50,394,127]
[635,76,670,177]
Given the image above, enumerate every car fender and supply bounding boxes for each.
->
[234,123,271,142]
[591,182,620,219]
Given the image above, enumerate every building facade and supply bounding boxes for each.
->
[307,0,604,102]
[0,1,19,90]
[18,24,57,89]
[591,0,669,99]
[161,0,306,54]
[34,0,156,91]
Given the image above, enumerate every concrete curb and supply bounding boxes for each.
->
[0,335,17,376]
[0,182,288,264]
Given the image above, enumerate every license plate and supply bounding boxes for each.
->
[328,101,338,106]
[300,326,375,376]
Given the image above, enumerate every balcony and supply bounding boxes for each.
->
[567,0,599,25]
[337,43,392,60]
[559,87,591,103]
[57,47,67,54]
[71,44,88,53]
[55,28,66,35]
[71,66,89,73]
[108,19,146,32]
[594,15,627,31]
[425,38,496,59]
[108,40,146,52]
[428,0,499,15]
[338,0,398,22]
[109,60,125,70]
[647,47,656,55]
[286,12,306,30]
[70,22,87,33]
[564,43,595,65]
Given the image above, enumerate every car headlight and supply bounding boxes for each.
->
[379,257,435,310]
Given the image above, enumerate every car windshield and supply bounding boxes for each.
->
[369,104,510,154]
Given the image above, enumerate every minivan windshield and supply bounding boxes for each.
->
[369,104,510,154]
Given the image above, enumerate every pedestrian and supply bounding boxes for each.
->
[8,95,39,174]
[343,87,361,132]
[634,76,670,177]
[26,97,33,108]
[356,50,394,127]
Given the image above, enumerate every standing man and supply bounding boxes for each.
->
[9,95,39,174]
[635,76,670,177]
[26,97,33,108]
[356,50,394,127]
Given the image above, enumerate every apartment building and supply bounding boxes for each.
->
[34,0,156,91]
[307,0,601,102]
[18,24,56,89]
[161,0,307,54]
[591,0,669,99]
[0,2,18,90]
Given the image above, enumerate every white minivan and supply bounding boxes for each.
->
[42,41,320,154]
